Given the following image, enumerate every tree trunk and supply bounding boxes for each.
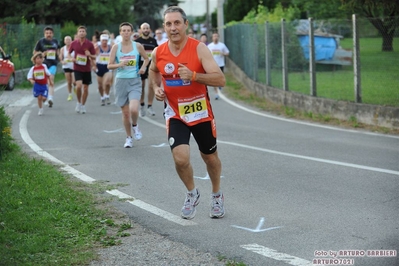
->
[367,17,396,52]
[382,34,394,51]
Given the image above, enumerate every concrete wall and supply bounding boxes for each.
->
[226,58,399,129]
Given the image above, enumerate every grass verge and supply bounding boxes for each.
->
[0,149,133,266]
[224,72,399,136]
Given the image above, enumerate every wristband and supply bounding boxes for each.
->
[191,71,196,81]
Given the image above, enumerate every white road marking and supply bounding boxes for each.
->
[61,165,96,183]
[128,199,197,226]
[232,217,282,232]
[103,128,124,133]
[19,109,186,226]
[193,172,225,180]
[218,140,399,176]
[219,92,399,140]
[20,110,64,166]
[240,244,312,266]
[106,189,196,226]
[151,143,168,147]
[142,112,399,176]
[10,95,34,107]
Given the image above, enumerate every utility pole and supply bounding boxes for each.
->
[206,0,210,38]
[217,0,225,42]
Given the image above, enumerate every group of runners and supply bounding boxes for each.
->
[28,6,230,220]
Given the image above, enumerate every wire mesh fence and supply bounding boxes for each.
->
[0,23,62,71]
[225,16,399,107]
[0,23,120,71]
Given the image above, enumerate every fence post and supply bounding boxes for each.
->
[265,21,271,86]
[352,14,362,103]
[253,23,258,82]
[281,18,289,91]
[309,18,317,97]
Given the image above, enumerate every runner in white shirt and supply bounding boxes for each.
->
[155,28,167,45]
[59,36,75,101]
[207,32,229,100]
[94,34,113,105]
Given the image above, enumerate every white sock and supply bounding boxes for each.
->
[188,188,198,195]
[211,191,221,197]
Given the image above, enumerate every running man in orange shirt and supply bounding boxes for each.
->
[149,6,226,220]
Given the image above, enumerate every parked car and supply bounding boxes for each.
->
[0,46,15,91]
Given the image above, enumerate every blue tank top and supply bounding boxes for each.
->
[116,41,140,78]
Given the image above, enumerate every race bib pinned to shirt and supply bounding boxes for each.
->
[46,49,56,60]
[98,54,110,64]
[178,96,208,123]
[121,55,136,68]
[33,69,45,80]
[76,54,88,65]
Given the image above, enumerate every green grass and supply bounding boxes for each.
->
[224,71,399,135]
[258,37,399,106]
[0,150,133,266]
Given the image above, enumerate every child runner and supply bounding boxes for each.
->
[27,52,53,116]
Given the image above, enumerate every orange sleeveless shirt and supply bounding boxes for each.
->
[155,37,214,126]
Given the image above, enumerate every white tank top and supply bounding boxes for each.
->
[62,45,74,69]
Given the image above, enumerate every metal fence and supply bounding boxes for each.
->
[0,23,121,71]
[225,16,399,107]
[0,23,62,71]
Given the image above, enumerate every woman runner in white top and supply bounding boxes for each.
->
[59,36,75,101]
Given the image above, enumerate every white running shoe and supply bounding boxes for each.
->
[38,108,43,116]
[124,136,133,148]
[75,103,80,113]
[181,189,200,219]
[147,106,155,116]
[210,192,225,218]
[140,105,146,117]
[133,125,142,140]
[81,105,86,114]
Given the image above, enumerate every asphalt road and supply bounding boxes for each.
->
[8,79,399,266]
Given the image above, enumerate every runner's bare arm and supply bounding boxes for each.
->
[149,48,165,101]
[59,47,64,63]
[107,44,121,70]
[196,42,225,87]
[176,42,225,87]
[137,43,150,75]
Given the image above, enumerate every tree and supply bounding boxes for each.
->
[224,0,280,23]
[0,0,183,26]
[341,0,399,51]
[0,0,135,25]
[131,0,184,29]
[291,0,349,19]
